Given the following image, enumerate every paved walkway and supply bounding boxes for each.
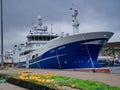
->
[0,83,28,90]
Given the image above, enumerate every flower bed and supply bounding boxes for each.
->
[6,70,120,90]
[7,70,64,90]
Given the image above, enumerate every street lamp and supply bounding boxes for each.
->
[1,0,4,69]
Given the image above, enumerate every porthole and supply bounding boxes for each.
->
[32,55,35,59]
[36,54,38,57]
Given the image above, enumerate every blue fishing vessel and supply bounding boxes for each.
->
[5,9,113,69]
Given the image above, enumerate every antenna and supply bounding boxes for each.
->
[70,3,80,34]
[51,24,53,34]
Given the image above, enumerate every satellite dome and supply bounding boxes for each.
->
[38,16,42,20]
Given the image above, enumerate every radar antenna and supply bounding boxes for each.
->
[51,24,53,34]
[37,15,43,29]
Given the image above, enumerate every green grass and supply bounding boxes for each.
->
[52,76,120,90]
[6,72,20,77]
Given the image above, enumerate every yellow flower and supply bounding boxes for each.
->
[41,79,45,82]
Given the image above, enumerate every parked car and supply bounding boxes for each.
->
[114,60,120,66]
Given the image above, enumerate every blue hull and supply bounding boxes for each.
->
[15,38,108,69]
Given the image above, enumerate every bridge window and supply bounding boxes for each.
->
[43,36,46,40]
[35,36,38,41]
[32,36,34,41]
[39,36,42,40]
[47,36,50,41]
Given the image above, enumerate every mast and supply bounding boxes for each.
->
[0,0,4,69]
[71,8,80,34]
[37,16,43,29]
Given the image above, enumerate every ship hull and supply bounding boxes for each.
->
[29,41,102,69]
[14,32,113,69]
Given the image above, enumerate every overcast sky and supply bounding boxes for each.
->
[0,0,120,52]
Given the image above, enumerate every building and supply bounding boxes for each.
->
[99,42,120,60]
